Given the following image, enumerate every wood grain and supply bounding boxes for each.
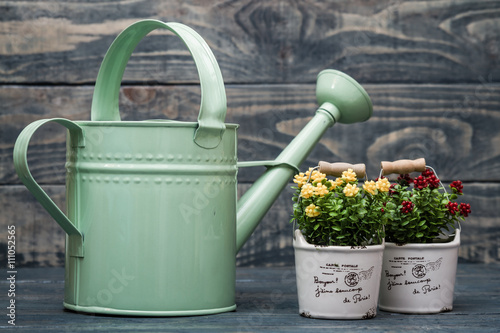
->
[10,264,500,330]
[2,84,499,185]
[0,186,66,267]
[1,0,499,84]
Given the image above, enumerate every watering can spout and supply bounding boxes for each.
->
[235,69,373,252]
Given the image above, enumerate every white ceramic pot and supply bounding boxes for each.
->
[379,229,460,314]
[293,229,384,319]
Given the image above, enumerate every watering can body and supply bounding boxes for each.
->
[63,121,238,315]
[13,20,373,316]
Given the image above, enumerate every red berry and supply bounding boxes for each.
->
[459,203,471,217]
[446,201,458,215]
[450,180,463,194]
[397,173,413,186]
[427,175,440,189]
[422,169,434,178]
[401,200,414,214]
[389,183,396,195]
[413,175,428,190]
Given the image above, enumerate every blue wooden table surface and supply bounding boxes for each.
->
[2,263,499,332]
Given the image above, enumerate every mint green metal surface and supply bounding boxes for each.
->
[91,20,227,149]
[61,121,238,316]
[13,20,373,316]
[316,69,372,124]
[13,118,85,258]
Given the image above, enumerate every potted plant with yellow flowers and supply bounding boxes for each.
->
[377,158,471,314]
[291,161,390,320]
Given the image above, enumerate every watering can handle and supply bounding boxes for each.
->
[318,161,366,178]
[13,118,85,257]
[380,158,426,175]
[91,20,227,149]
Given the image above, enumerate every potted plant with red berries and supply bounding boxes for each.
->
[291,161,389,320]
[377,158,471,314]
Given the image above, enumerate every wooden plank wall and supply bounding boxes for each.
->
[1,0,499,267]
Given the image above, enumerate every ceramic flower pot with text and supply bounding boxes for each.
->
[294,229,384,319]
[378,158,471,314]
[380,229,460,313]
[291,162,388,319]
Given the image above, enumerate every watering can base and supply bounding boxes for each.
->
[63,302,237,317]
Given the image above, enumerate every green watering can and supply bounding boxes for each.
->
[13,20,373,316]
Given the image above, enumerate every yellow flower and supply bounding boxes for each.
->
[363,180,377,195]
[310,171,326,183]
[313,183,329,197]
[329,177,344,190]
[305,204,320,217]
[303,168,326,183]
[300,183,314,199]
[343,183,359,197]
[293,172,307,188]
[376,178,391,192]
[341,168,357,183]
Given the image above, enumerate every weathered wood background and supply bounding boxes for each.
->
[1,0,499,267]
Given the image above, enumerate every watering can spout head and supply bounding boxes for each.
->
[315,69,373,124]
[236,70,373,253]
